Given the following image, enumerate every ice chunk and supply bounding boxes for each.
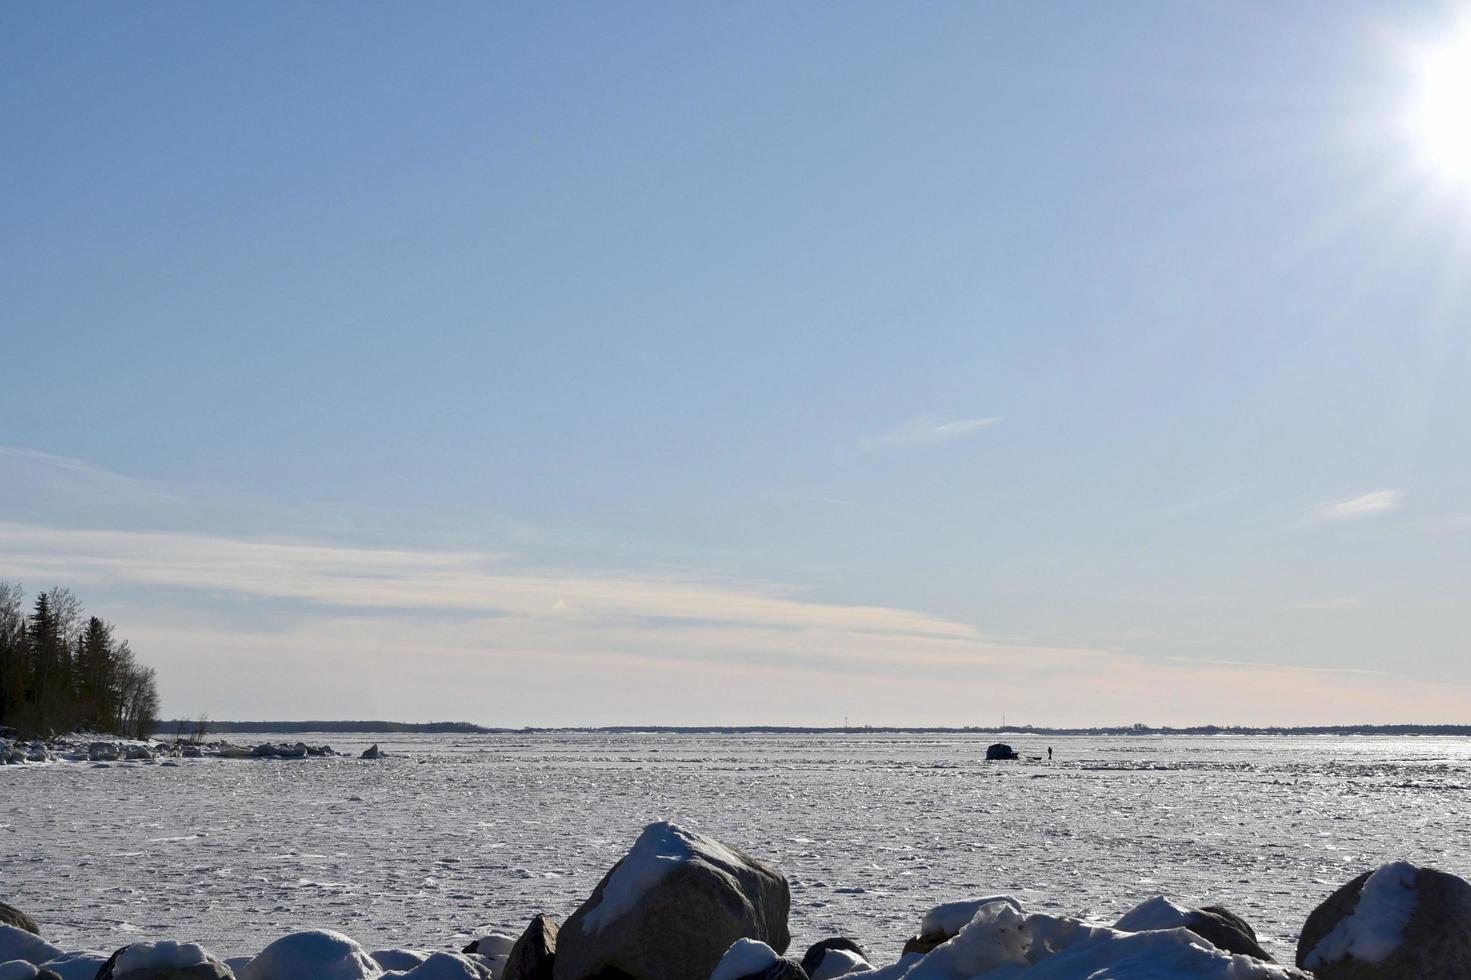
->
[1305,861,1419,969]
[237,930,383,980]
[1114,896,1195,933]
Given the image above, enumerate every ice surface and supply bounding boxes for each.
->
[1304,861,1419,969]
[710,938,779,980]
[116,941,211,974]
[4,732,1470,963]
[0,927,61,966]
[583,821,746,933]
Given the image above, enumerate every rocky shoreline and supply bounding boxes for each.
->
[1,734,344,766]
[2,821,1467,979]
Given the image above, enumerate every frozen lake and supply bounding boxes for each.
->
[3,732,1468,964]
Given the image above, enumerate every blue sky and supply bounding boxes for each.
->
[2,2,1469,724]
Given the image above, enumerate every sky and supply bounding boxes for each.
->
[2,2,1470,726]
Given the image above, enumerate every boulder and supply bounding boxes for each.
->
[798,940,869,978]
[378,952,490,978]
[34,951,108,980]
[87,743,120,762]
[237,930,383,980]
[1114,896,1273,962]
[502,915,558,980]
[0,903,38,936]
[553,822,790,980]
[94,942,235,980]
[805,949,869,980]
[370,951,427,972]
[361,744,385,760]
[985,743,1019,761]
[1297,862,1471,979]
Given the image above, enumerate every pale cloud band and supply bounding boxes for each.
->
[1309,490,1404,522]
[860,413,1001,452]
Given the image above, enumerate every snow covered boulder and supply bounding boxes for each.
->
[0,903,39,936]
[872,899,1309,980]
[709,939,806,980]
[378,952,491,979]
[0,962,63,980]
[502,914,558,980]
[553,822,791,980]
[902,897,1022,956]
[94,941,235,980]
[799,939,870,978]
[1297,862,1471,979]
[370,951,428,971]
[33,951,107,980]
[0,925,62,966]
[1114,895,1274,961]
[237,930,383,980]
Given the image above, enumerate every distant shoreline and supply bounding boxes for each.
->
[152,720,1471,737]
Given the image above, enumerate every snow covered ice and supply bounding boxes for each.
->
[4,731,1471,969]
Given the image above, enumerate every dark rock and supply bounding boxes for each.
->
[1297,863,1471,979]
[724,959,808,980]
[0,899,40,935]
[798,938,869,977]
[360,744,385,760]
[1184,906,1272,962]
[552,822,790,980]
[985,743,1018,761]
[503,914,559,980]
[901,931,950,957]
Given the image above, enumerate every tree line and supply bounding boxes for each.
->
[0,583,159,739]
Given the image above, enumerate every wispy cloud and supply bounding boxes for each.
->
[860,412,1001,452]
[1308,490,1404,523]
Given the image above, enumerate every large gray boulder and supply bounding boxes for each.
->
[1297,862,1471,979]
[94,942,235,980]
[503,915,558,980]
[553,822,790,980]
[0,902,39,936]
[1114,896,1273,962]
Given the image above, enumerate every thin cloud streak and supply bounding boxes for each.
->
[860,413,1001,452]
[1309,490,1404,522]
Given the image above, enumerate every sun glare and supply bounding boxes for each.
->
[1411,27,1471,182]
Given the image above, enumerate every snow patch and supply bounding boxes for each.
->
[582,822,747,933]
[1306,861,1419,969]
[379,952,487,979]
[37,952,108,980]
[0,926,62,966]
[0,962,47,980]
[710,939,779,980]
[810,947,874,978]
[1114,896,1195,933]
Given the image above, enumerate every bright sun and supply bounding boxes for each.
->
[1411,28,1471,182]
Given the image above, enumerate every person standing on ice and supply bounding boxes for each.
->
[1047,747,1053,761]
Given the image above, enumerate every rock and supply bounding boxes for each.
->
[124,746,153,761]
[360,744,385,760]
[553,821,790,980]
[181,746,202,758]
[87,742,119,762]
[249,745,279,758]
[805,949,870,980]
[1114,896,1273,962]
[378,952,491,978]
[236,930,383,980]
[0,963,64,980]
[370,951,427,971]
[985,743,1019,761]
[0,903,39,936]
[502,914,558,980]
[798,940,869,977]
[94,942,235,980]
[1297,862,1471,979]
